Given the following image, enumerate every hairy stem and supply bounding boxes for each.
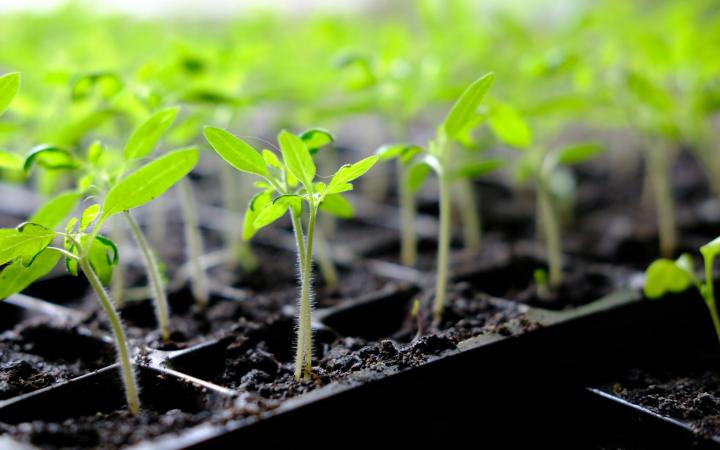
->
[314,224,338,290]
[178,179,209,309]
[290,211,312,381]
[124,211,170,341]
[432,172,451,324]
[302,202,317,376]
[398,161,417,267]
[538,180,563,288]
[455,178,482,252]
[646,146,677,257]
[80,257,140,415]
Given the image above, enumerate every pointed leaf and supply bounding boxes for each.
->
[326,155,378,195]
[0,223,55,266]
[279,130,315,190]
[442,73,495,140]
[204,127,270,178]
[0,72,20,117]
[102,147,199,219]
[319,193,354,218]
[80,204,101,231]
[253,201,288,230]
[300,128,335,154]
[243,191,272,241]
[30,191,82,230]
[123,107,179,160]
[488,103,532,149]
[24,145,80,172]
[0,249,60,301]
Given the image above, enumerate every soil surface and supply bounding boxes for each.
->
[0,318,114,400]
[612,366,720,438]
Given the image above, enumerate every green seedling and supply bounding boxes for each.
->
[644,236,720,344]
[204,126,377,380]
[0,146,197,414]
[387,73,495,323]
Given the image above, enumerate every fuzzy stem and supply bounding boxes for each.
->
[124,211,170,341]
[178,179,209,309]
[455,178,482,252]
[290,211,311,381]
[314,224,338,290]
[703,254,720,345]
[302,202,317,376]
[538,180,563,288]
[80,257,140,415]
[398,161,418,267]
[147,196,167,248]
[432,172,451,324]
[646,146,677,258]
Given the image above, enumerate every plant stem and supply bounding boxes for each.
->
[314,224,338,290]
[80,257,140,415]
[455,178,482,252]
[432,172,451,324]
[302,202,317,375]
[148,195,166,248]
[398,161,417,267]
[124,211,170,341]
[538,180,563,288]
[178,179,209,309]
[290,211,312,381]
[703,254,720,345]
[646,146,677,257]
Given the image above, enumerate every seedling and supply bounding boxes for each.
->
[387,73,495,323]
[486,100,604,288]
[644,236,720,344]
[0,146,197,414]
[205,126,377,380]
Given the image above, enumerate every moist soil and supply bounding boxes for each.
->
[612,366,720,438]
[0,318,114,400]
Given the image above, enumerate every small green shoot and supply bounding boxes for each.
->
[205,126,377,380]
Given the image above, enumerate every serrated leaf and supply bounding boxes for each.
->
[300,128,334,154]
[102,147,198,220]
[488,103,532,149]
[556,143,604,166]
[442,73,495,140]
[80,204,101,230]
[319,193,354,218]
[279,130,315,191]
[643,259,693,298]
[0,249,60,300]
[204,127,270,178]
[326,155,378,195]
[30,191,82,230]
[0,72,20,117]
[123,107,179,160]
[24,145,80,172]
[0,223,55,266]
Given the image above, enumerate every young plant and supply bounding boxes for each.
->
[204,127,377,380]
[644,236,720,344]
[395,73,495,323]
[0,146,197,414]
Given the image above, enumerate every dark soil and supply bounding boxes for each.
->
[612,366,720,438]
[456,253,623,310]
[0,319,114,400]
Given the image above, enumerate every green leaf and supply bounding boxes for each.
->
[556,143,605,165]
[24,145,80,172]
[0,223,55,266]
[204,127,270,178]
[253,201,288,230]
[0,249,60,300]
[442,73,495,140]
[30,191,82,230]
[375,144,422,165]
[453,159,505,179]
[700,236,720,261]
[488,103,532,149]
[0,150,23,171]
[405,162,431,193]
[625,71,673,112]
[326,155,379,195]
[643,259,693,299]
[279,130,316,190]
[300,128,335,154]
[320,193,354,218]
[80,204,101,231]
[0,72,20,117]
[123,107,179,160]
[274,194,303,217]
[242,191,272,241]
[102,147,199,220]
[262,149,282,169]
